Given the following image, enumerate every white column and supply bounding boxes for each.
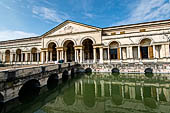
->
[64,51,67,62]
[153,45,156,58]
[108,47,110,60]
[138,46,140,59]
[15,54,17,62]
[129,46,133,59]
[76,50,79,62]
[37,53,40,62]
[21,53,23,62]
[41,52,44,63]
[10,53,13,64]
[93,48,96,63]
[75,49,77,62]
[120,47,122,60]
[50,52,52,61]
[61,50,64,60]
[46,51,48,63]
[99,47,103,63]
[25,53,28,62]
[57,50,59,61]
[80,49,83,63]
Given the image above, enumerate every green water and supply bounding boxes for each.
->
[6,73,170,113]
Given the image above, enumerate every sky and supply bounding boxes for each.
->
[0,0,170,41]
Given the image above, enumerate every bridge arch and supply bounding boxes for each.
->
[18,79,40,103]
[47,73,58,90]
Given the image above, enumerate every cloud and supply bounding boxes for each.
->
[32,6,70,23]
[84,13,95,18]
[0,30,38,41]
[115,0,170,26]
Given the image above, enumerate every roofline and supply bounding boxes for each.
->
[41,20,102,37]
[0,36,41,44]
[103,19,170,30]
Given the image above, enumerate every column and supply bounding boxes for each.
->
[25,53,28,62]
[138,46,140,59]
[80,48,83,63]
[129,46,133,58]
[10,53,13,64]
[3,53,5,62]
[120,47,122,60]
[50,52,52,61]
[21,53,23,62]
[37,52,40,62]
[153,45,156,58]
[57,50,59,61]
[126,47,129,59]
[76,50,79,62]
[61,50,64,60]
[41,52,44,63]
[46,51,48,63]
[64,51,67,62]
[15,54,17,62]
[108,47,110,60]
[93,48,96,63]
[75,49,77,62]
[100,47,103,63]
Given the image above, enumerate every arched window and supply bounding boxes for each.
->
[109,41,120,60]
[48,42,57,61]
[140,38,153,59]
[63,40,75,62]
[5,50,10,62]
[82,39,93,60]
[31,48,37,62]
[16,49,22,62]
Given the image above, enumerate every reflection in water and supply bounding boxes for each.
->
[7,73,170,113]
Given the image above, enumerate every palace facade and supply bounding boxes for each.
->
[1,19,170,65]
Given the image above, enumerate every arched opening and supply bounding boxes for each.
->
[18,79,40,103]
[140,38,153,59]
[82,39,93,61]
[5,50,10,63]
[145,68,153,77]
[47,74,58,90]
[63,40,75,62]
[16,49,22,62]
[31,48,38,62]
[85,68,92,74]
[109,41,120,60]
[48,42,57,61]
[111,68,120,76]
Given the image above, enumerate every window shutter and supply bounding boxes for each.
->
[117,48,120,60]
[149,46,153,59]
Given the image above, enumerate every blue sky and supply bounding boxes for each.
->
[0,0,170,41]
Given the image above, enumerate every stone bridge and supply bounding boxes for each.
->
[0,62,79,104]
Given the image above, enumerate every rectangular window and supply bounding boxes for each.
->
[110,48,117,59]
[133,46,138,59]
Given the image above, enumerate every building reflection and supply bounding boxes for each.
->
[41,74,170,113]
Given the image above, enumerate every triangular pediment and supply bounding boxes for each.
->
[43,20,101,37]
